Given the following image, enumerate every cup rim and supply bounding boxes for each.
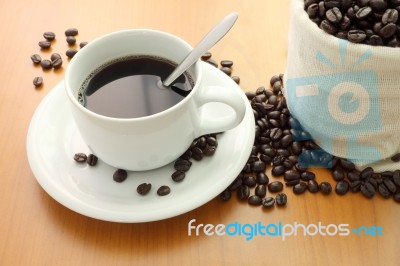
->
[65,29,201,123]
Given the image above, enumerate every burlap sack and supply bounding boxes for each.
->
[283,0,400,172]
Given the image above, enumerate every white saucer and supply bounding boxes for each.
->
[26,62,255,223]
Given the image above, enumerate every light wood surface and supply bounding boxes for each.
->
[1,0,399,265]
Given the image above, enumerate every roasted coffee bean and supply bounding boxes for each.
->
[231,76,240,84]
[201,51,212,60]
[326,7,343,23]
[308,180,319,193]
[356,6,373,19]
[361,182,376,198]
[391,153,400,162]
[79,41,88,48]
[243,176,257,187]
[378,183,391,198]
[393,170,400,186]
[33,76,43,87]
[335,180,350,195]
[73,152,87,162]
[40,59,52,70]
[255,185,267,197]
[52,58,63,69]
[300,171,315,181]
[348,29,367,43]
[221,67,232,76]
[137,183,151,195]
[65,27,78,36]
[382,9,398,24]
[204,146,216,156]
[275,193,287,206]
[157,185,171,196]
[348,171,361,182]
[31,54,42,64]
[350,180,362,192]
[293,182,308,194]
[237,185,250,200]
[66,36,76,45]
[339,158,355,171]
[307,3,319,18]
[38,40,51,49]
[113,169,127,182]
[174,159,191,172]
[272,165,286,176]
[370,0,388,12]
[394,192,400,202]
[248,195,262,206]
[321,20,338,34]
[256,172,269,185]
[86,154,98,166]
[360,167,374,180]
[228,176,242,191]
[262,197,275,208]
[379,22,397,38]
[319,182,332,195]
[171,170,186,182]
[280,135,293,148]
[332,168,345,181]
[284,170,300,182]
[220,190,231,201]
[251,161,266,172]
[50,53,61,61]
[66,48,78,58]
[220,60,233,67]
[43,31,55,41]
[268,181,284,192]
[383,178,397,193]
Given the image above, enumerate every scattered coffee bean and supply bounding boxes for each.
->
[171,170,186,182]
[86,154,98,166]
[248,195,262,206]
[319,182,332,195]
[38,40,51,49]
[31,54,42,64]
[73,152,87,163]
[293,182,308,194]
[174,159,191,172]
[33,76,43,87]
[243,176,257,187]
[79,41,88,48]
[66,36,76,45]
[335,180,350,195]
[52,58,63,69]
[255,185,267,197]
[40,59,52,70]
[43,31,56,41]
[65,27,78,36]
[221,67,232,76]
[231,76,240,84]
[113,169,127,182]
[308,180,319,193]
[66,48,78,58]
[256,172,269,185]
[137,183,151,195]
[220,60,233,67]
[201,51,212,60]
[275,193,287,206]
[262,197,275,208]
[360,182,376,198]
[237,185,250,200]
[50,53,61,61]
[157,185,171,196]
[220,190,231,201]
[268,181,284,192]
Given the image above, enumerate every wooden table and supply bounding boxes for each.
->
[1,0,399,265]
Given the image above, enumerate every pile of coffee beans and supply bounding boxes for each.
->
[31,28,88,88]
[305,0,400,47]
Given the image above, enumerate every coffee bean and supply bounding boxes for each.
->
[256,172,269,185]
[383,178,397,193]
[73,152,87,162]
[43,31,55,41]
[275,193,287,206]
[293,182,308,194]
[174,159,191,172]
[40,59,52,70]
[137,183,151,195]
[79,41,88,48]
[360,182,376,198]
[360,167,374,179]
[350,180,362,192]
[300,171,315,181]
[271,165,285,176]
[379,22,397,38]
[326,7,343,23]
[394,192,400,202]
[221,67,232,76]
[171,170,186,182]
[86,154,98,166]
[382,9,398,24]
[321,20,338,34]
[335,180,350,195]
[391,153,400,162]
[66,36,76,45]
[38,40,51,49]
[262,197,275,208]
[33,76,43,87]
[332,168,345,181]
[284,170,300,182]
[191,146,204,161]
[220,60,233,67]
[52,58,63,69]
[307,3,319,18]
[228,176,242,191]
[201,51,212,60]
[319,182,332,195]
[378,183,391,198]
[206,58,218,67]
[255,185,267,197]
[268,181,284,192]
[370,0,388,12]
[237,185,250,200]
[356,6,373,19]
[347,171,361,182]
[348,29,367,43]
[50,53,61,61]
[66,48,78,58]
[251,161,266,172]
[31,54,42,64]
[220,190,231,201]
[204,146,216,156]
[243,176,257,187]
[65,27,78,36]
[308,180,319,193]
[393,170,400,186]
[248,195,262,206]
[113,169,127,182]
[157,185,171,196]
[232,76,240,84]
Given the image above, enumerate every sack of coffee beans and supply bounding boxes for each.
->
[283,0,400,172]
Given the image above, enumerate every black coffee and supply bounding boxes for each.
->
[79,56,194,118]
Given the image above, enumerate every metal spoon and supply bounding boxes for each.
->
[162,12,239,92]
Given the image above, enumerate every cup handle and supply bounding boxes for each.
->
[194,85,246,136]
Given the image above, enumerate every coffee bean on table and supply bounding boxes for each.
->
[66,36,76,45]
[293,182,308,194]
[137,183,151,195]
[391,153,400,162]
[174,159,191,172]
[256,172,269,185]
[79,41,88,48]
[326,7,343,23]
[348,29,367,43]
[38,40,51,49]
[73,152,87,163]
[40,59,52,70]
[65,27,78,36]
[220,190,231,201]
[272,165,286,176]
[31,54,42,64]
[66,48,78,58]
[228,176,242,191]
[243,176,257,187]
[383,178,397,193]
[300,171,315,181]
[319,182,332,195]
[382,9,398,24]
[248,195,262,206]
[335,180,350,195]
[378,183,391,198]
[33,77,43,87]
[221,67,232,76]
[52,58,63,69]
[50,53,61,61]
[332,168,345,181]
[86,154,98,166]
[157,185,171,196]
[360,182,376,198]
[43,32,56,41]
[237,185,250,200]
[268,181,284,192]
[275,193,287,206]
[308,180,319,193]
[220,60,233,67]
[350,180,362,192]
[262,197,275,208]
[255,185,267,197]
[201,51,212,60]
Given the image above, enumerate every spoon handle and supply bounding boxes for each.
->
[163,12,239,87]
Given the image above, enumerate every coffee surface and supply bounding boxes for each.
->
[79,56,193,118]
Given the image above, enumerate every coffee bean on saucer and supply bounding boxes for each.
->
[275,193,287,206]
[40,59,52,70]
[73,152,87,163]
[137,183,151,195]
[220,190,231,201]
[38,40,51,49]
[66,48,78,58]
[33,76,43,87]
[65,27,78,36]
[31,54,42,64]
[262,197,275,208]
[86,154,98,166]
[157,185,171,196]
[66,36,76,45]
[43,31,56,41]
[171,170,186,182]
[113,169,127,183]
[174,159,191,172]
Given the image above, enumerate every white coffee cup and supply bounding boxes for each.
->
[65,29,246,171]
